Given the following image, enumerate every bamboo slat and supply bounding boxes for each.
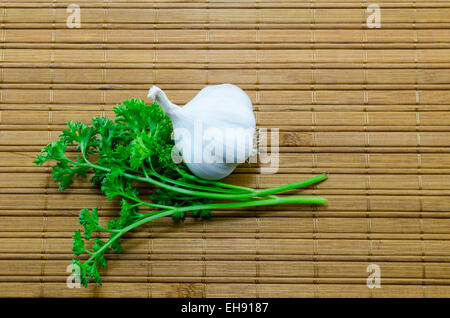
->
[1,0,450,298]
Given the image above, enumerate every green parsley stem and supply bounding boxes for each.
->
[176,168,255,193]
[120,192,173,210]
[145,195,327,216]
[80,195,326,269]
[81,155,326,201]
[145,163,252,195]
[96,225,118,233]
[82,209,175,267]
[255,173,328,197]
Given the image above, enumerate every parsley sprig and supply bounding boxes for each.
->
[34,98,327,287]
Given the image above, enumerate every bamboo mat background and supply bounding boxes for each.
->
[1,0,450,298]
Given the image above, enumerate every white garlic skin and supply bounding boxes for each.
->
[148,84,256,180]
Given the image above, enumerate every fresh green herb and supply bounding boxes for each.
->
[34,98,327,287]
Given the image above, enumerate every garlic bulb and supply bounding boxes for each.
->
[148,84,256,180]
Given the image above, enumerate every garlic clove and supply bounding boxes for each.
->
[148,84,256,180]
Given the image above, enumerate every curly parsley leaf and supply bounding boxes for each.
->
[72,230,85,256]
[78,208,99,240]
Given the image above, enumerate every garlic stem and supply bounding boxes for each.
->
[147,86,179,115]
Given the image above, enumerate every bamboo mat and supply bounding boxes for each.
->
[1,0,450,298]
